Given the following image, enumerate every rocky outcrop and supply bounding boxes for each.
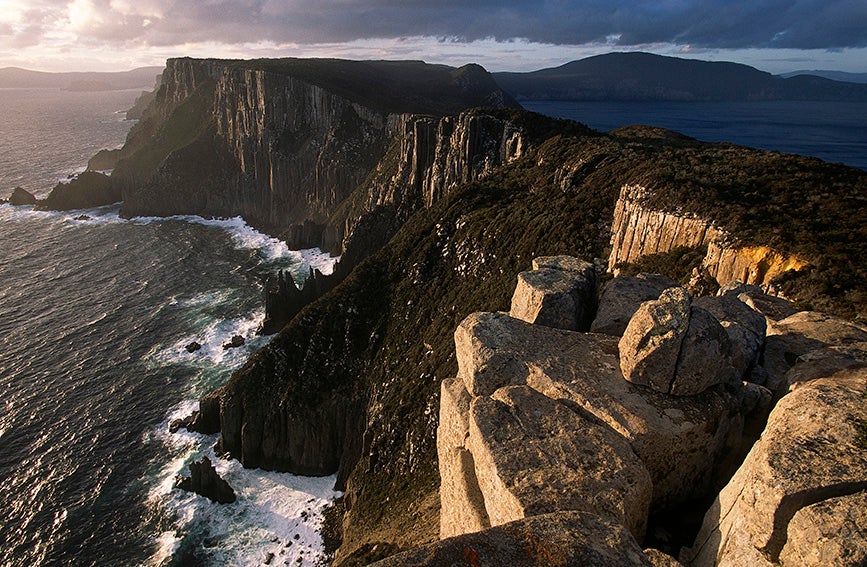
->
[174,456,237,504]
[608,184,806,288]
[762,310,867,395]
[36,172,120,211]
[86,149,120,171]
[440,258,866,565]
[8,187,37,206]
[682,368,867,566]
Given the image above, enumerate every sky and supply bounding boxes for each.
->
[0,0,866,75]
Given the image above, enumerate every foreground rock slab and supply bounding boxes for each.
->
[448,312,751,524]
[369,511,655,567]
[468,385,652,538]
[682,368,867,566]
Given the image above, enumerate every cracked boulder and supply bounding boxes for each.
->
[619,287,737,396]
[509,256,598,331]
[681,367,867,567]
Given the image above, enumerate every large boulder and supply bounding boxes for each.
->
[468,385,652,539]
[779,491,867,567]
[591,273,678,336]
[509,256,598,331]
[682,367,867,567]
[618,287,692,394]
[619,287,738,396]
[9,187,37,206]
[370,511,655,567]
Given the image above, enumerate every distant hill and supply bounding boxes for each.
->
[0,66,163,91]
[494,52,867,102]
[779,70,867,84]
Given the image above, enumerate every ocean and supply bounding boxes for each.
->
[0,88,339,567]
[523,100,867,171]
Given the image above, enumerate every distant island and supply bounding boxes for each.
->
[493,52,867,102]
[0,66,163,91]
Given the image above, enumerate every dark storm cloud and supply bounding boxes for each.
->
[42,0,867,50]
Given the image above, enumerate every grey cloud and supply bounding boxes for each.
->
[53,0,867,50]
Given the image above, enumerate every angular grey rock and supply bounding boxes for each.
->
[369,511,655,567]
[222,335,245,350]
[785,343,867,387]
[592,273,678,336]
[619,287,692,393]
[8,187,37,206]
[683,368,867,567]
[719,281,798,322]
[509,256,597,331]
[669,306,735,396]
[468,385,652,539]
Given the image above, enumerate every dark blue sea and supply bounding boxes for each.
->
[0,89,338,567]
[523,100,867,171]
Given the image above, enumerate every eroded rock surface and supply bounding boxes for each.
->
[370,511,655,567]
[448,308,752,529]
[468,385,651,538]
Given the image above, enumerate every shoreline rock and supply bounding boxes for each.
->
[174,456,237,504]
[9,187,37,206]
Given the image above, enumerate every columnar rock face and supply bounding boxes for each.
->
[683,368,867,567]
[609,184,721,271]
[113,57,521,252]
[607,184,805,288]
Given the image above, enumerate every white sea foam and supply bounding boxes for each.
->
[146,309,268,377]
[147,401,340,567]
[1,204,340,276]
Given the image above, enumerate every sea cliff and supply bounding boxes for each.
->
[90,57,867,565]
[110,57,520,252]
